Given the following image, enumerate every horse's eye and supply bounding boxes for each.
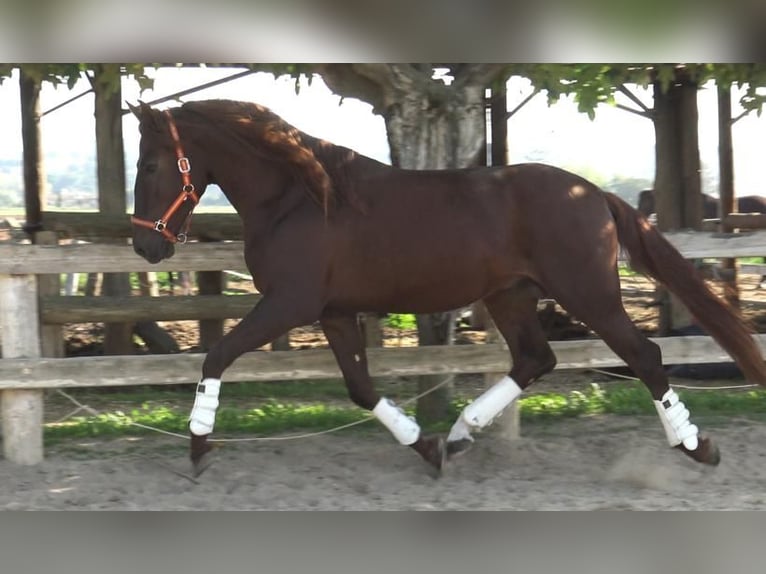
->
[144,163,158,174]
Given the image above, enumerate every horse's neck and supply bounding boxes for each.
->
[203,133,290,209]
[206,129,383,222]
[219,169,299,220]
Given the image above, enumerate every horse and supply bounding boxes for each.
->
[128,99,766,478]
[637,189,766,220]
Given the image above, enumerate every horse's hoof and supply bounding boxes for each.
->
[446,438,474,460]
[410,435,446,477]
[190,432,215,477]
[191,450,216,477]
[675,436,720,466]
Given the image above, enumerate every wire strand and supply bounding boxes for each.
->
[588,368,759,391]
[52,374,456,443]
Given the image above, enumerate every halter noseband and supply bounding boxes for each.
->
[131,109,200,244]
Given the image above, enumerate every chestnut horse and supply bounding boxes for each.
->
[129,100,766,477]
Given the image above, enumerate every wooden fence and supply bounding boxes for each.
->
[3,229,766,464]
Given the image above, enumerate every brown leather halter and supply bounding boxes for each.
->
[131,109,200,243]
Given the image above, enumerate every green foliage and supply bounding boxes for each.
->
[4,63,766,125]
[385,313,417,330]
[617,263,638,277]
[0,64,155,95]
[514,63,766,119]
[520,382,766,420]
[127,272,174,292]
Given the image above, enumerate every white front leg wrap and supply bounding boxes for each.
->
[189,378,221,435]
[373,398,420,445]
[654,388,699,451]
[448,376,522,442]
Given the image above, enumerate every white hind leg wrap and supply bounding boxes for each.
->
[448,376,522,442]
[373,398,420,445]
[654,388,699,451]
[189,378,221,435]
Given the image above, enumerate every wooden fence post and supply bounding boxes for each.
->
[484,306,519,440]
[198,238,225,351]
[0,273,44,464]
[35,231,64,359]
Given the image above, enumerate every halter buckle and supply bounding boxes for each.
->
[178,157,191,173]
[154,220,167,232]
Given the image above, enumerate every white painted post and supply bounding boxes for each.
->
[0,273,44,464]
[64,273,80,296]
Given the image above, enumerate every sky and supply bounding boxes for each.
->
[1,66,766,201]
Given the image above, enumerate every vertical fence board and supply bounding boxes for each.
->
[36,231,64,359]
[0,273,44,464]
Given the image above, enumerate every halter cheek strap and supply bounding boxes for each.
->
[131,109,200,244]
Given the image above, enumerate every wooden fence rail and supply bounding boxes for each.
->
[1,335,763,390]
[4,229,766,276]
[40,294,261,324]
[3,228,766,465]
[0,242,247,274]
[39,212,243,241]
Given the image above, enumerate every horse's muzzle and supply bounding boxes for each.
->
[133,238,175,263]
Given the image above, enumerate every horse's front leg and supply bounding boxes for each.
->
[189,294,319,476]
[320,311,445,475]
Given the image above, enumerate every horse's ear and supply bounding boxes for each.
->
[128,100,162,132]
[126,101,142,119]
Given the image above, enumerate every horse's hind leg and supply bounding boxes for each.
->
[549,274,720,466]
[320,310,446,474]
[447,280,557,457]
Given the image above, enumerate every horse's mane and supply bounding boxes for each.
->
[177,100,338,213]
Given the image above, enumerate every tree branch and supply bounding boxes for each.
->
[731,108,752,125]
[615,103,653,119]
[505,88,539,120]
[617,83,651,113]
[314,64,399,113]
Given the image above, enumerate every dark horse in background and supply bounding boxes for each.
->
[129,100,766,478]
[637,189,766,220]
[638,189,766,286]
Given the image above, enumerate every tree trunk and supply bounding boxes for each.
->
[653,71,702,334]
[19,68,45,234]
[718,84,739,309]
[471,83,507,330]
[92,65,135,355]
[653,75,702,231]
[382,73,487,424]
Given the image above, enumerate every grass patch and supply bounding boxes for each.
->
[617,264,639,277]
[521,382,766,419]
[45,400,376,443]
[385,313,417,330]
[44,381,766,443]
[56,379,351,404]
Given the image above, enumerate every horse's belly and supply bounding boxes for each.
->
[330,265,501,314]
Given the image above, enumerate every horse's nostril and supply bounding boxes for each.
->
[134,244,147,259]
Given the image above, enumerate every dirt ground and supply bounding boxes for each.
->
[3,411,766,510]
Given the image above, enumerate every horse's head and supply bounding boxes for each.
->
[128,101,208,263]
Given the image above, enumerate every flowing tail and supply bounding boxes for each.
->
[603,192,766,385]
